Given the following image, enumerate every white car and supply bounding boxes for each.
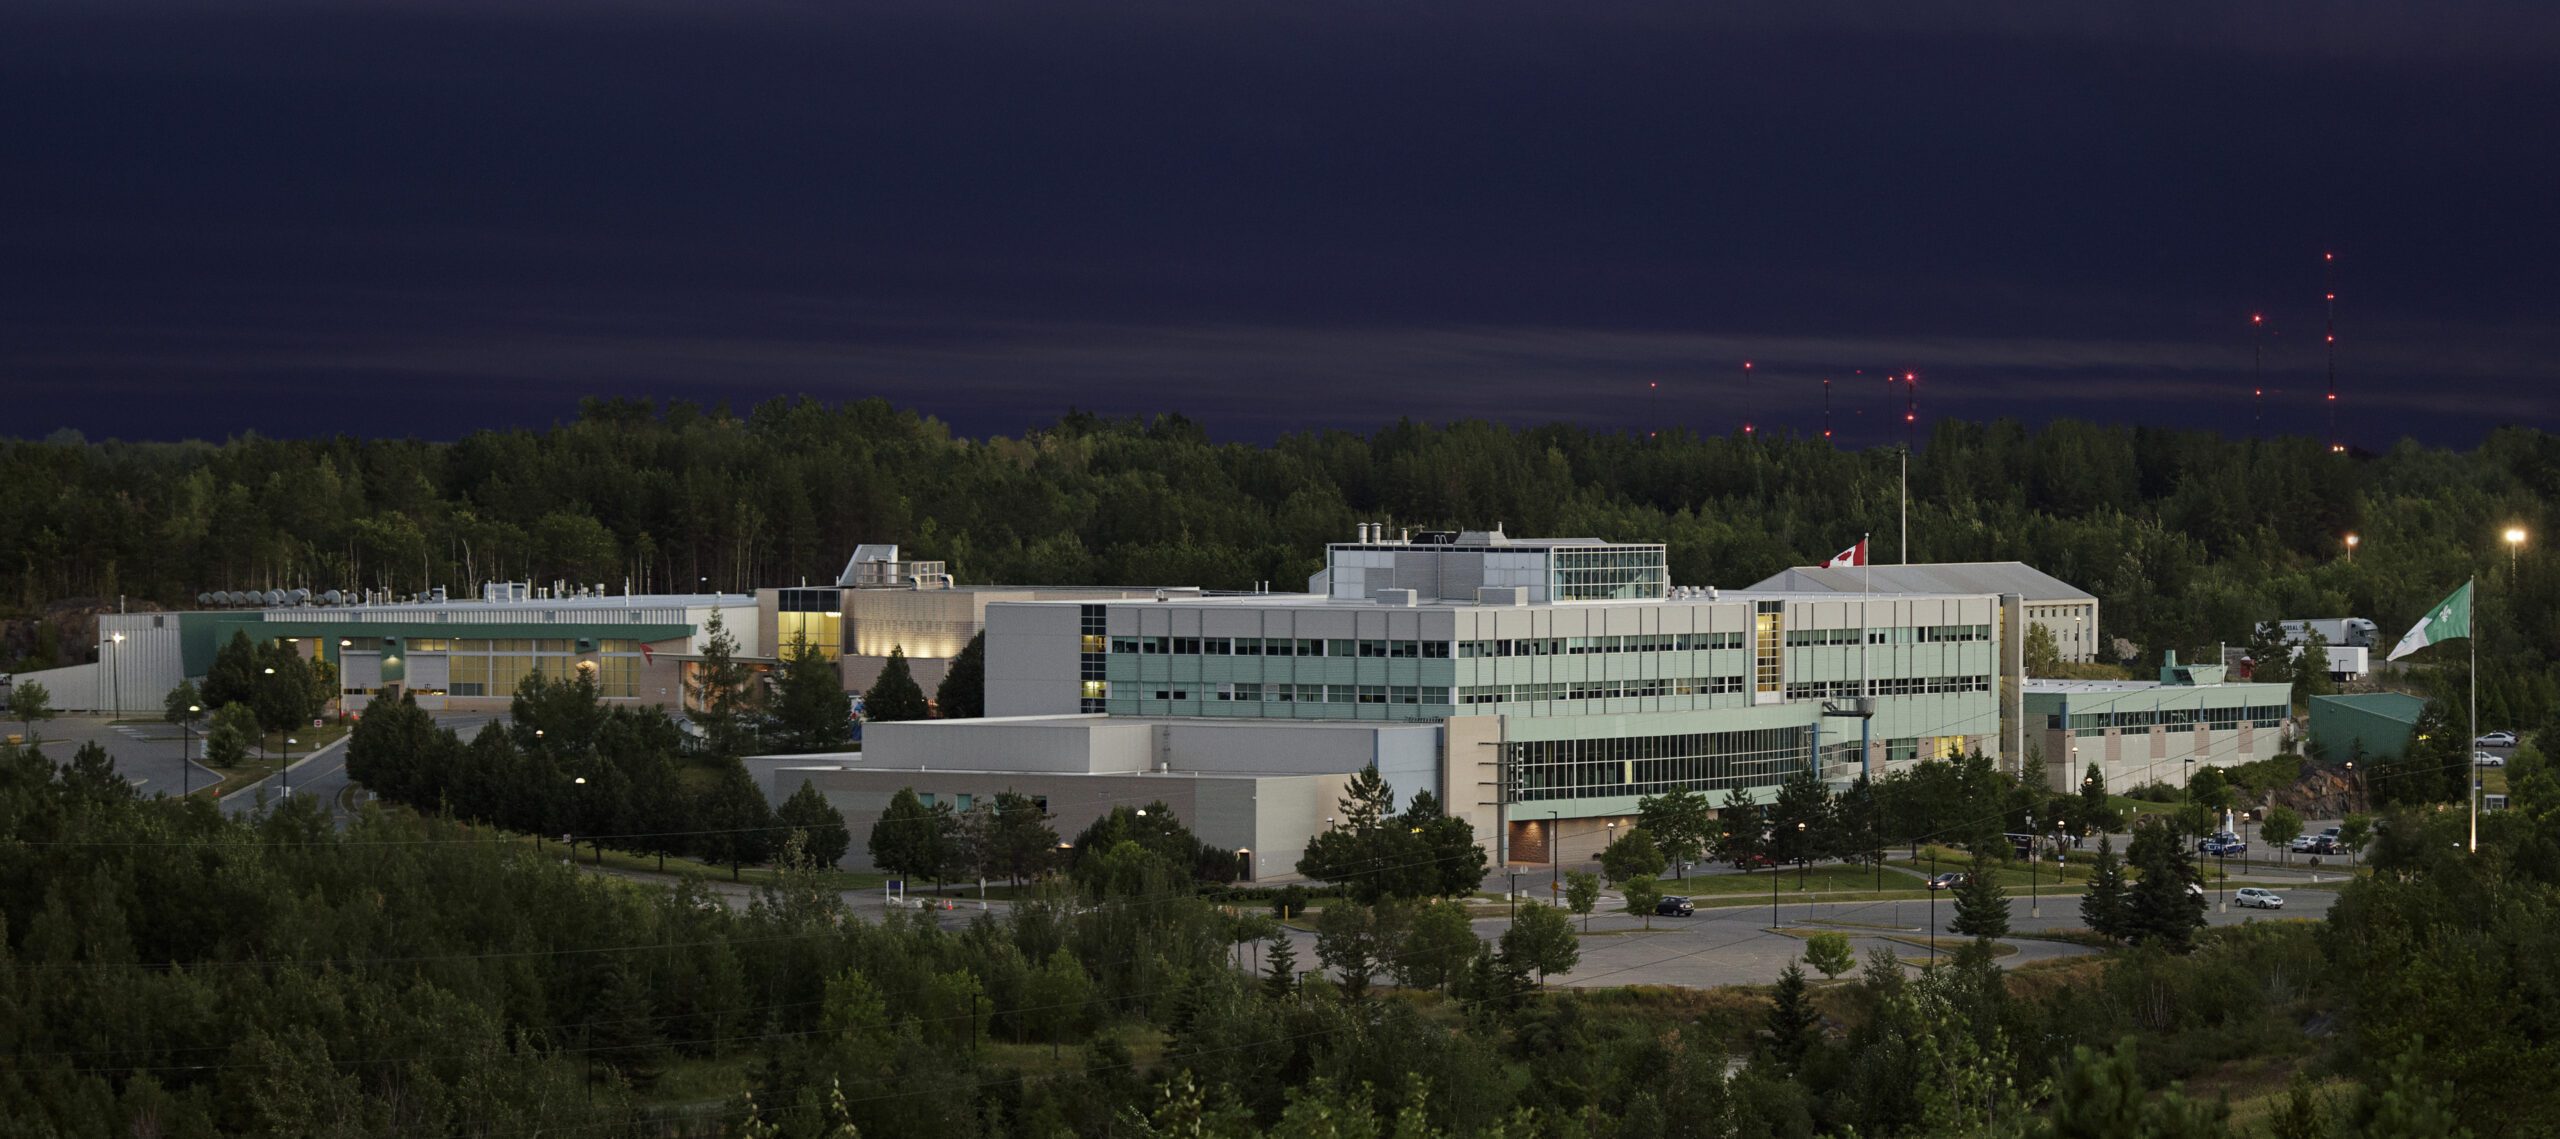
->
[2476,731,2519,748]
[2475,751,2506,767]
[2288,835,2317,853]
[2235,887,2284,909]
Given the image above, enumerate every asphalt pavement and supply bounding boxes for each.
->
[15,715,226,797]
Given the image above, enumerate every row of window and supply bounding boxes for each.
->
[2054,706,2287,734]
[1504,725,1813,802]
[1459,676,1747,705]
[1782,674,1995,700]
[1457,632,1747,658]
[1144,683,1452,705]
[1784,624,1993,647]
[1112,636,1455,659]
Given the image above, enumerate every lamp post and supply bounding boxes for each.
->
[109,632,125,717]
[1549,810,1561,895]
[1794,819,1809,888]
[2343,533,2358,561]
[2027,813,2039,918]
[2506,527,2528,576]
[281,736,297,798]
[573,775,597,864]
[181,703,200,796]
[261,667,277,766]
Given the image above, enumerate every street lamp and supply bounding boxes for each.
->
[1549,810,1561,894]
[109,632,125,717]
[2506,527,2528,574]
[2343,533,2359,560]
[1795,819,1809,888]
[281,737,298,798]
[572,775,598,864]
[181,704,201,797]
[2027,813,2039,918]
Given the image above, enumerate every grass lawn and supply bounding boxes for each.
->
[2110,794,2183,816]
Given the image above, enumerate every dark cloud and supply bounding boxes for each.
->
[2,1,2555,444]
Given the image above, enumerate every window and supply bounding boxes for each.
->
[1502,724,1813,802]
[1202,637,1231,655]
[1421,641,1450,658]
[1359,639,1388,658]
[1389,685,1419,704]
[1172,637,1202,655]
[1754,604,1784,694]
[1389,640,1419,658]
[1329,639,1357,658]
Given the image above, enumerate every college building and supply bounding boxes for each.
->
[775,527,2097,877]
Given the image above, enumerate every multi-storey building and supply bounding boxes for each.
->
[779,528,2052,878]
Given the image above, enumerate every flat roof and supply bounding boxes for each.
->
[1749,562,2096,601]
[996,589,1988,613]
[872,713,1434,732]
[2024,680,2290,694]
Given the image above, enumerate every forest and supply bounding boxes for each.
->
[6,716,2555,1136]
[5,401,2556,723]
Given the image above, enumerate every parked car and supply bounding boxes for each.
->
[1926,872,1969,891]
[2235,887,2285,909]
[2309,836,2344,855]
[2476,731,2519,748]
[2199,834,2248,857]
[1655,895,1695,917]
[2289,835,2317,853]
[2475,751,2506,767]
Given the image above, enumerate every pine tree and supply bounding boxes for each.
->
[868,786,943,886]
[2123,818,2208,952]
[202,630,259,710]
[1762,964,1822,1072]
[776,779,852,867]
[686,609,754,756]
[936,631,986,719]
[2079,834,2129,940]
[1715,787,1766,871]
[771,632,851,751]
[862,646,931,723]
[1263,932,1299,999]
[1949,850,2010,939]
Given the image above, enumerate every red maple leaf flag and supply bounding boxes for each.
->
[1824,540,1868,569]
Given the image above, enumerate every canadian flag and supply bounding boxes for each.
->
[1824,540,1868,569]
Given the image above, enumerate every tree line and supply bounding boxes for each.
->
[6,402,2555,730]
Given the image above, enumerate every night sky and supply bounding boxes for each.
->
[6,2,2557,447]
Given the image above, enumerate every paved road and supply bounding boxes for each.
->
[13,715,226,797]
[1260,884,2338,991]
[219,711,503,823]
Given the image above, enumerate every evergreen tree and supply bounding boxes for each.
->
[1762,964,1822,1073]
[205,700,258,767]
[2075,761,2120,836]
[696,758,777,879]
[1767,764,1833,882]
[775,779,853,867]
[862,646,931,723]
[1263,931,1299,999]
[1948,849,2010,939]
[686,609,755,757]
[202,630,259,710]
[2079,834,2130,940]
[868,786,946,886]
[2244,620,2295,688]
[771,632,852,751]
[161,680,204,732]
[1714,787,1766,871]
[936,630,986,719]
[980,789,1061,883]
[1402,790,1489,897]
[1297,765,1438,902]
[2123,817,2208,952]
[1313,901,1384,999]
[2295,631,2337,704]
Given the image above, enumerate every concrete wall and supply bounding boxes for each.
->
[768,762,1348,878]
[986,602,1086,717]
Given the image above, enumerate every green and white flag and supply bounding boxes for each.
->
[2386,580,2473,661]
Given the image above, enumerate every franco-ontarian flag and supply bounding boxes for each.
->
[2387,580,2473,661]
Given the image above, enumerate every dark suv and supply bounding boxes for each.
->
[1655,896,1695,916]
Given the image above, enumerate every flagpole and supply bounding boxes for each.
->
[2470,573,2479,854]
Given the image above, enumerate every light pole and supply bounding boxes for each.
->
[2506,527,2528,576]
[261,667,277,767]
[573,775,597,864]
[2027,813,2039,918]
[1794,819,1809,888]
[281,736,297,797]
[181,703,200,797]
[1549,810,1561,896]
[2343,533,2358,561]
[109,632,125,717]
